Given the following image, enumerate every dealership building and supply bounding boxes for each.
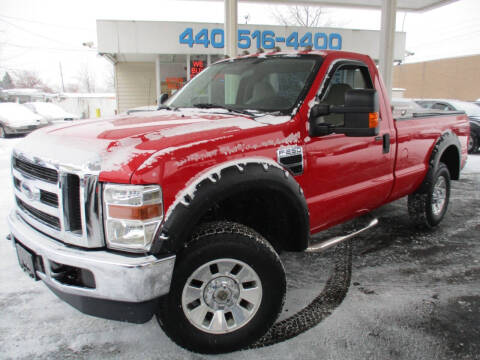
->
[393,54,480,101]
[96,20,406,113]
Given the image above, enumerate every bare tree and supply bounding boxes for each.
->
[103,65,115,92]
[77,63,95,93]
[0,72,14,89]
[64,82,80,93]
[13,70,53,92]
[273,5,338,28]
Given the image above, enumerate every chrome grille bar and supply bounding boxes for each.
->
[16,196,61,230]
[13,157,58,183]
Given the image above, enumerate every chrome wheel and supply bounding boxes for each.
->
[431,176,447,216]
[181,258,262,334]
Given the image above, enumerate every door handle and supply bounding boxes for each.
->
[382,133,391,154]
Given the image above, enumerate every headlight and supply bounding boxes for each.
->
[103,184,163,252]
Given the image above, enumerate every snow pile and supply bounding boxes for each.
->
[463,154,480,174]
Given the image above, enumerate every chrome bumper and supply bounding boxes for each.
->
[8,210,175,303]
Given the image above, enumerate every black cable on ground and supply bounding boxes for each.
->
[249,240,352,348]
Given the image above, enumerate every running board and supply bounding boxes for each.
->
[305,217,379,253]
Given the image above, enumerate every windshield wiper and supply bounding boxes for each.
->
[192,103,257,118]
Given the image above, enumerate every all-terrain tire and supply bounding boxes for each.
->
[408,162,451,229]
[156,221,286,354]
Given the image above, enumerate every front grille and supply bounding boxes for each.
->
[40,190,59,208]
[13,157,58,184]
[16,196,61,230]
[12,155,102,248]
[65,174,82,232]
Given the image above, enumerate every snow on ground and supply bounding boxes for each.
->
[0,137,479,359]
[463,154,480,174]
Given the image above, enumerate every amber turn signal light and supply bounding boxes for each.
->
[369,112,379,128]
[108,204,161,220]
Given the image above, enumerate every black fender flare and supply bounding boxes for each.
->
[150,158,310,255]
[419,130,461,193]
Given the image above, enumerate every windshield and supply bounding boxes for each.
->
[27,102,71,118]
[166,56,321,113]
[0,103,42,122]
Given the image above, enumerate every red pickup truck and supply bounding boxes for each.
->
[9,50,469,354]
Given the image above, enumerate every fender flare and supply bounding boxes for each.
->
[150,158,310,255]
[419,130,461,193]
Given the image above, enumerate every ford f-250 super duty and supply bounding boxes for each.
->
[8,50,469,354]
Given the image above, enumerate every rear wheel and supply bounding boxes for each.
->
[156,221,286,354]
[408,162,451,229]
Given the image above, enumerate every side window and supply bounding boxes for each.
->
[431,103,452,111]
[321,64,373,126]
[431,103,443,110]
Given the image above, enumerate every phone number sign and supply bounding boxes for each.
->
[179,28,342,51]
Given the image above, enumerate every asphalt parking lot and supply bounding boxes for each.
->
[0,137,479,360]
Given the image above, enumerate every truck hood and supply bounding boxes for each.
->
[14,109,281,182]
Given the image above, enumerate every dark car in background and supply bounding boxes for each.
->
[416,99,480,153]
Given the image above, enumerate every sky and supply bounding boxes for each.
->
[0,0,479,92]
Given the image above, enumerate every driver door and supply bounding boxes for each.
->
[305,60,394,232]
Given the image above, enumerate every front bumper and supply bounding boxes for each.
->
[8,210,175,304]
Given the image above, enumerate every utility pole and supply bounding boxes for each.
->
[224,0,238,58]
[59,62,65,93]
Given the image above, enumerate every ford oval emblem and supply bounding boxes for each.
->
[21,182,40,202]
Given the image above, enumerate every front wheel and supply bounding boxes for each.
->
[408,162,451,229]
[156,221,286,354]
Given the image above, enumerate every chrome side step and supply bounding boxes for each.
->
[305,217,378,253]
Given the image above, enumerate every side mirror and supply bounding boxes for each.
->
[309,89,380,137]
[158,93,169,107]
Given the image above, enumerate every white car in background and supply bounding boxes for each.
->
[24,102,79,123]
[0,102,49,138]
[125,105,157,115]
[391,98,431,119]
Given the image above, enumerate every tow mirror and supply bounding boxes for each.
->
[309,89,380,137]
